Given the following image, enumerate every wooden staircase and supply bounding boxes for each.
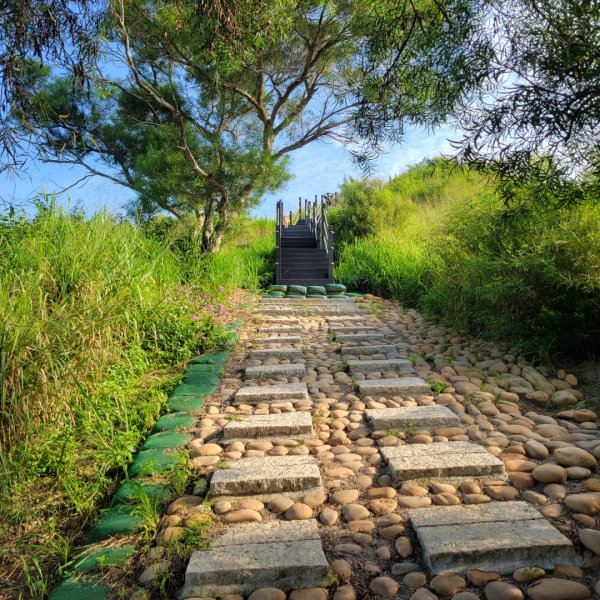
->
[276,196,334,286]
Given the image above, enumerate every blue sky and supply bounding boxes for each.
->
[0,124,455,218]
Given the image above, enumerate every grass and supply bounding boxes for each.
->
[333,159,600,360]
[0,203,272,597]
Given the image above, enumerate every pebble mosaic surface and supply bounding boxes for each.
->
[53,296,600,599]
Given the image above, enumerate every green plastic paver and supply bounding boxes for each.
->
[50,579,110,600]
[142,431,191,450]
[70,545,135,573]
[88,506,145,542]
[190,350,229,367]
[113,480,171,505]
[167,394,208,412]
[152,412,195,432]
[128,448,179,478]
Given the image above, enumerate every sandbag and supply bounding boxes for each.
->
[307,285,327,295]
[287,285,307,295]
[326,283,346,294]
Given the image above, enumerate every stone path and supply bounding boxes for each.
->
[137,296,600,600]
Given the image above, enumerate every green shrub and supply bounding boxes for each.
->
[0,202,264,595]
[334,159,600,358]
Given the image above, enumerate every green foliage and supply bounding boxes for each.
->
[334,159,600,358]
[0,202,266,596]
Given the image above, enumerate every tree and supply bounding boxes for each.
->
[18,0,482,251]
[458,0,600,206]
[0,0,103,171]
[358,0,600,206]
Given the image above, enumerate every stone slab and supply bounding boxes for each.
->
[330,325,379,333]
[347,359,413,374]
[256,336,303,344]
[357,377,431,396]
[210,455,323,498]
[409,502,581,574]
[341,344,399,356]
[182,520,333,597]
[234,383,309,404]
[261,307,365,316]
[223,412,314,441]
[327,315,370,320]
[366,406,460,431]
[381,442,506,485]
[249,347,304,360]
[336,332,386,343]
[257,326,302,334]
[245,363,306,380]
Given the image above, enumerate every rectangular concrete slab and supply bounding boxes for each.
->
[330,325,379,333]
[234,383,308,404]
[357,377,431,396]
[381,442,506,485]
[223,412,314,441]
[366,406,460,431]
[256,335,303,344]
[347,359,413,374]
[182,520,333,597]
[342,344,399,356]
[409,502,581,574]
[210,455,323,498]
[336,332,386,343]
[249,347,304,360]
[245,363,306,380]
[257,326,302,334]
[326,315,369,322]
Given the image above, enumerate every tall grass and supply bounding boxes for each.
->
[0,203,272,597]
[334,160,600,359]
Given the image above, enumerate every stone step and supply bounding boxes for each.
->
[326,315,369,322]
[347,358,413,374]
[329,325,379,333]
[245,364,306,380]
[381,442,506,485]
[210,455,323,499]
[261,307,365,316]
[223,412,315,441]
[257,326,303,334]
[357,377,431,396]
[409,502,581,575]
[341,344,399,356]
[234,383,309,404]
[336,332,386,343]
[261,316,300,324]
[249,347,304,360]
[255,335,303,344]
[366,406,460,431]
[182,520,333,597]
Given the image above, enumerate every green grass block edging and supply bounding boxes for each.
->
[49,579,111,600]
[51,316,245,598]
[152,412,195,432]
[142,431,191,450]
[88,506,145,543]
[112,481,171,505]
[70,545,136,573]
[128,448,180,478]
[190,350,229,367]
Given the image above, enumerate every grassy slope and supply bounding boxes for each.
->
[333,161,600,360]
[0,207,273,597]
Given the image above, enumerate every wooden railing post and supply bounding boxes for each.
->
[328,226,334,280]
[275,199,282,284]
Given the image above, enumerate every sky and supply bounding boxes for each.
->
[0,124,456,219]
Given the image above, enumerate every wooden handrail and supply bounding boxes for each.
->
[275,192,335,283]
